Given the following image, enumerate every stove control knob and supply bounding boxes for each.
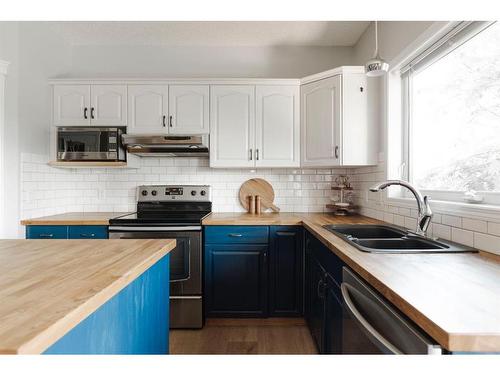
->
[191,190,197,196]
[141,190,148,196]
[151,190,157,196]
[200,190,206,196]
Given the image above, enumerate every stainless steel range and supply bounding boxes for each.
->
[109,185,211,329]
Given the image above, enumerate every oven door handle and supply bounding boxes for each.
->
[109,226,202,232]
[341,282,402,354]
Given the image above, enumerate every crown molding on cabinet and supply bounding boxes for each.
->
[48,78,301,86]
[300,66,365,85]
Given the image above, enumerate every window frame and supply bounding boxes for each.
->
[399,21,500,207]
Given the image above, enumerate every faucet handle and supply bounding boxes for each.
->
[423,195,433,215]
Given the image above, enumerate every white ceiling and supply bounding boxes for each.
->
[48,21,370,47]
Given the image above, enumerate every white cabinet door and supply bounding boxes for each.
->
[90,85,127,126]
[128,85,168,134]
[53,85,90,126]
[301,75,341,167]
[168,85,209,134]
[210,85,255,168]
[255,85,299,167]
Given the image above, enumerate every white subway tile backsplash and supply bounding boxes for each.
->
[442,215,462,228]
[20,153,349,220]
[474,232,500,256]
[462,218,487,233]
[451,227,474,247]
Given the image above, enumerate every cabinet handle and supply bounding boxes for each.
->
[83,107,88,119]
[228,233,243,237]
[91,107,95,119]
[80,233,96,238]
[317,279,325,299]
[162,115,166,127]
[256,149,259,161]
[249,149,253,160]
[39,234,54,238]
[276,231,295,236]
[169,115,173,127]
[334,146,339,159]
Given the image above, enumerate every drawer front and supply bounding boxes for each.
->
[204,226,269,244]
[26,225,68,239]
[68,225,109,239]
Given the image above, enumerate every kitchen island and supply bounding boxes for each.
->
[0,239,176,354]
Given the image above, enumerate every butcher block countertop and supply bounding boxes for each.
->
[203,212,500,353]
[20,212,128,226]
[19,211,500,352]
[0,239,176,354]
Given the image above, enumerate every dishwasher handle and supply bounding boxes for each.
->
[341,282,402,354]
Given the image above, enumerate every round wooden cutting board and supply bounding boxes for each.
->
[239,178,280,212]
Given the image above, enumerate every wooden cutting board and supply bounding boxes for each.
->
[239,178,280,212]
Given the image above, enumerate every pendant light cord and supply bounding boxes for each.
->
[374,21,379,58]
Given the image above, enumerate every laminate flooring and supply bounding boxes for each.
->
[169,318,318,354]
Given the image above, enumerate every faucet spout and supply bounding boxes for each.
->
[369,179,433,236]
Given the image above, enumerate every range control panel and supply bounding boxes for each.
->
[137,185,211,202]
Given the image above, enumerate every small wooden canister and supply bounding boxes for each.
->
[248,195,256,214]
[255,195,262,215]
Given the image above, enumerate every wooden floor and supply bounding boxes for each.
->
[169,318,318,354]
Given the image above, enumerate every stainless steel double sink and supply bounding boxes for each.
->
[322,224,477,254]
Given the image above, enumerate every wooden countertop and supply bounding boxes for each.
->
[203,212,500,352]
[0,239,176,354]
[20,212,128,226]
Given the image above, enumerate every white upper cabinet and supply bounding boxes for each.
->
[168,85,209,134]
[301,70,374,167]
[90,85,127,126]
[255,85,300,167]
[53,85,91,126]
[128,85,168,134]
[53,84,127,126]
[301,76,341,167]
[210,85,255,168]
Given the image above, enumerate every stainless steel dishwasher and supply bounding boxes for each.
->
[341,267,442,354]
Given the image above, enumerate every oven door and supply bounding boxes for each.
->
[108,226,201,295]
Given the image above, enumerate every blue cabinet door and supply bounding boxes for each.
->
[68,225,108,239]
[269,226,304,316]
[26,225,68,239]
[205,243,268,317]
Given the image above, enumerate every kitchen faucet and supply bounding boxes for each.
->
[369,180,433,236]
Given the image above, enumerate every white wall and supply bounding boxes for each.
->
[69,45,353,78]
[0,22,20,238]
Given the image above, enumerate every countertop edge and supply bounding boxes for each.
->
[7,240,176,355]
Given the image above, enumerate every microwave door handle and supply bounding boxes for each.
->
[341,282,402,354]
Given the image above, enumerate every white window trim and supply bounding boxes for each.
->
[384,21,500,221]
[0,60,9,238]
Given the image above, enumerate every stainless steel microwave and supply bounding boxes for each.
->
[56,127,126,161]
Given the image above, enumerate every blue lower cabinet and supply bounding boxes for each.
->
[26,225,68,239]
[269,226,304,316]
[68,225,108,239]
[44,254,170,354]
[304,230,345,354]
[205,243,268,317]
[26,225,109,239]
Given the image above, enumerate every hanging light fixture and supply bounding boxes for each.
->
[365,21,389,77]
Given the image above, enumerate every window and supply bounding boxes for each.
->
[401,21,500,206]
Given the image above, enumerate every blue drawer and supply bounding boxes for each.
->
[205,226,269,244]
[68,225,108,239]
[26,225,68,239]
